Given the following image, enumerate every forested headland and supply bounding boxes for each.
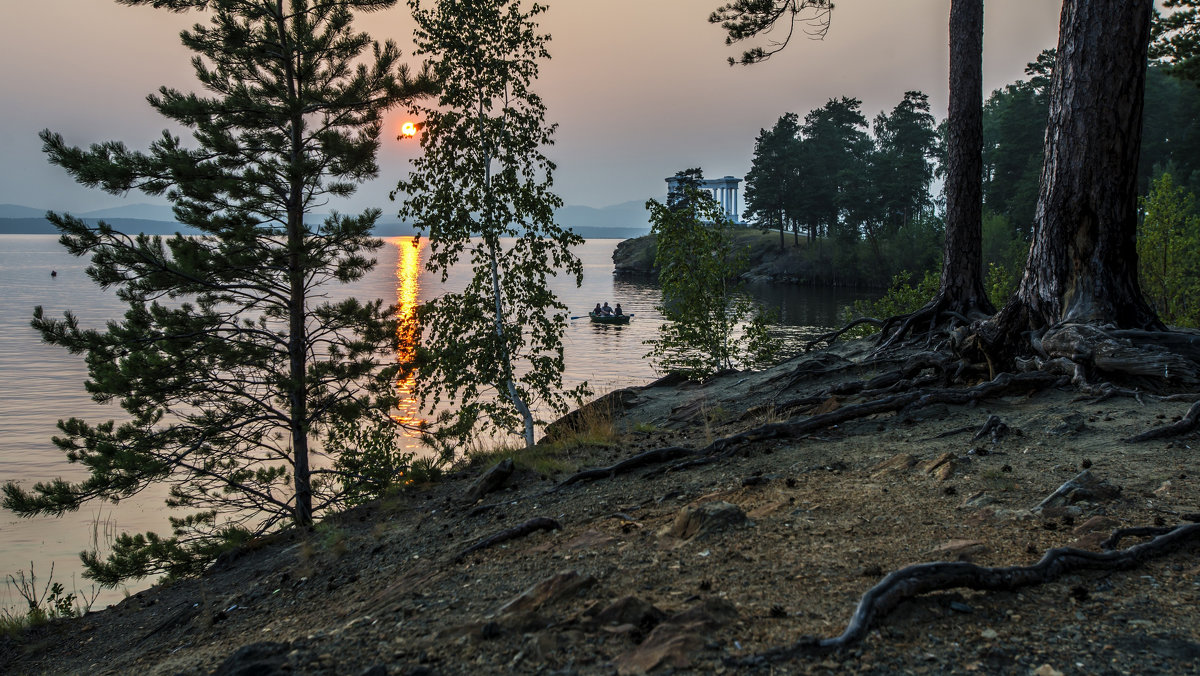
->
[616,54,1200,329]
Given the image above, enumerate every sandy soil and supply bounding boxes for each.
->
[3,340,1198,675]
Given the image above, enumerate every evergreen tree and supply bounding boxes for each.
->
[990,0,1161,343]
[743,113,801,249]
[3,0,432,585]
[864,91,939,266]
[395,0,586,450]
[1138,172,1200,327]
[646,170,777,379]
[1151,0,1200,84]
[797,97,872,243]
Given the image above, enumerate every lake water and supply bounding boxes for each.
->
[0,234,874,611]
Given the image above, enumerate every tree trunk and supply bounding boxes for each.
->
[939,0,991,315]
[994,0,1160,336]
[280,1,312,528]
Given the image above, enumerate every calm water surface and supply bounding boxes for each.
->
[0,234,874,610]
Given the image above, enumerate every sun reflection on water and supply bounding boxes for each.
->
[392,236,424,429]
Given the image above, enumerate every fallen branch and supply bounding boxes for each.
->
[454,517,561,563]
[1125,400,1200,443]
[732,523,1200,664]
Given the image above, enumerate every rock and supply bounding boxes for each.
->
[662,501,749,541]
[1035,470,1121,511]
[920,452,956,474]
[564,529,616,551]
[1073,515,1119,536]
[465,458,514,503]
[497,570,596,615]
[961,492,996,509]
[543,388,640,441]
[211,641,292,675]
[1154,480,1173,497]
[979,628,999,640]
[1069,531,1108,551]
[926,539,988,561]
[872,453,918,478]
[613,598,737,675]
[587,595,667,631]
[1033,665,1064,676]
[1048,412,1087,436]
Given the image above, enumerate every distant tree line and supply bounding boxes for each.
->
[740,46,1200,302]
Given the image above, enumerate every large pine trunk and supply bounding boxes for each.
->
[995,0,1160,336]
[938,0,991,315]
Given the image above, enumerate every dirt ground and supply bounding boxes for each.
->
[3,340,1198,675]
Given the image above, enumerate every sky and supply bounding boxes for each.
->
[0,1,1069,215]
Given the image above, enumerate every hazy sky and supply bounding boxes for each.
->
[0,1,1069,215]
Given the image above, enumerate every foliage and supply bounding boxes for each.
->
[985,261,1020,311]
[981,51,1052,236]
[870,91,940,235]
[328,416,414,508]
[395,0,587,450]
[744,112,802,247]
[840,270,940,338]
[709,0,833,65]
[1,562,100,635]
[1138,172,1200,327]
[3,0,430,585]
[1152,0,1200,84]
[645,170,780,379]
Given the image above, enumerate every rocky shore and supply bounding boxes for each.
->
[3,339,1198,675]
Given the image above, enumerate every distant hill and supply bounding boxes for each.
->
[79,203,179,222]
[0,200,652,239]
[0,204,49,219]
[0,217,200,236]
[556,200,650,235]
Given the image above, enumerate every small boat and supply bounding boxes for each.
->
[589,312,631,325]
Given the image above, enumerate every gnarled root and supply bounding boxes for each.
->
[732,523,1200,664]
[1125,400,1200,442]
[454,516,561,563]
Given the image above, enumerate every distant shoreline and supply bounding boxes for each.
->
[0,218,648,241]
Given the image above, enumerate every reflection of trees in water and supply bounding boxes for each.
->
[613,273,879,329]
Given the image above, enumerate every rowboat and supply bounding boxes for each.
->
[589,312,631,325]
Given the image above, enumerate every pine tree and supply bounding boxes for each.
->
[3,0,432,585]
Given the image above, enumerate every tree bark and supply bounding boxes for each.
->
[280,1,313,528]
[994,0,1160,337]
[939,0,992,316]
[874,0,991,349]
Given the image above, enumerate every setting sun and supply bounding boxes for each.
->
[400,121,417,138]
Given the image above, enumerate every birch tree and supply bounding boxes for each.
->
[395,0,585,449]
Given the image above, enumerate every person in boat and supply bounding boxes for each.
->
[601,302,613,316]
[593,302,603,316]
[614,303,623,316]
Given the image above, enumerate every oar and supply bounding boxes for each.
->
[570,314,589,320]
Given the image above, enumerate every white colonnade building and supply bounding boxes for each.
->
[664,175,743,224]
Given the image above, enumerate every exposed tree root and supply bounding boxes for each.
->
[729,523,1200,664]
[454,516,561,563]
[1125,400,1200,442]
[805,317,884,350]
[554,446,697,490]
[555,371,1062,490]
